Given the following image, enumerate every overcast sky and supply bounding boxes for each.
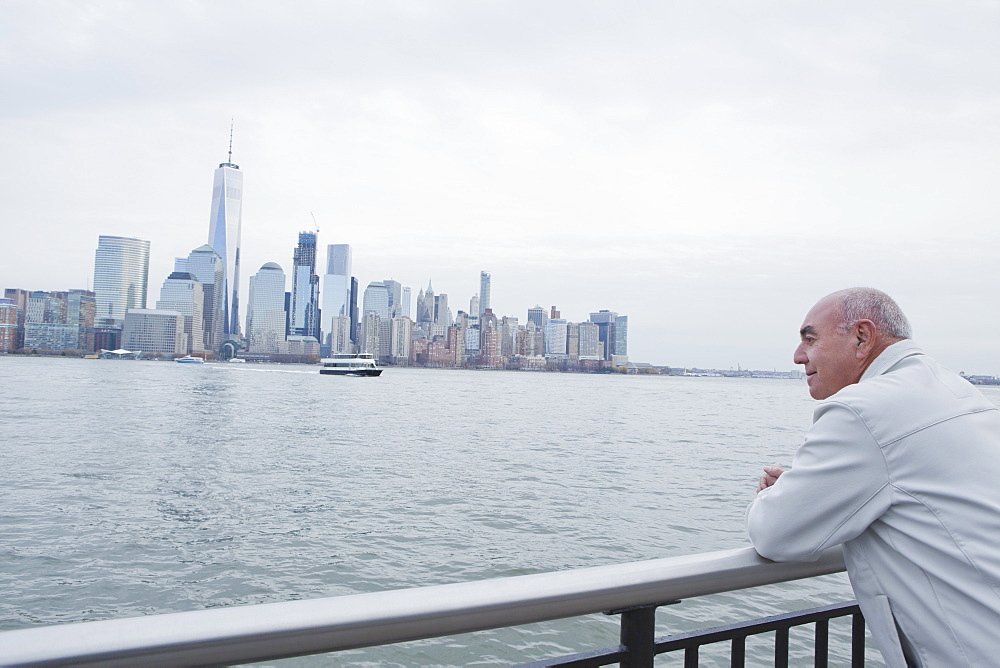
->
[2,1,998,371]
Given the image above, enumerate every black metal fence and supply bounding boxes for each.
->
[517,600,864,667]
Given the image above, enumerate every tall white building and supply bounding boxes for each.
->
[321,244,352,351]
[122,309,186,355]
[93,235,150,328]
[207,144,243,338]
[479,271,491,318]
[155,272,204,354]
[390,316,412,362]
[401,287,411,321]
[246,262,287,354]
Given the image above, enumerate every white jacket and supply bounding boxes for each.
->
[747,341,1000,667]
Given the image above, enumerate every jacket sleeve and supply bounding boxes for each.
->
[746,400,892,561]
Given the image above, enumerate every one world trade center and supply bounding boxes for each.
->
[207,135,243,338]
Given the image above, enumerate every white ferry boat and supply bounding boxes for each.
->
[175,355,205,364]
[319,354,382,377]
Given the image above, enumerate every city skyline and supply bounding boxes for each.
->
[3,2,999,372]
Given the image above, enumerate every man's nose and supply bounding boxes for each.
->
[793,343,807,365]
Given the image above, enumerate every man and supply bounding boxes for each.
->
[746,288,1000,667]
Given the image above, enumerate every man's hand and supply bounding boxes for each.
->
[756,464,785,493]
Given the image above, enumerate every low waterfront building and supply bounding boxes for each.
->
[21,289,96,352]
[277,335,319,359]
[121,309,186,356]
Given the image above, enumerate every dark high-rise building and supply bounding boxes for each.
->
[349,276,359,344]
[589,310,628,360]
[289,232,320,340]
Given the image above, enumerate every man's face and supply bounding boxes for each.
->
[793,296,864,400]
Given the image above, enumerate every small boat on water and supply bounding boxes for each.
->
[320,353,382,376]
[175,355,205,364]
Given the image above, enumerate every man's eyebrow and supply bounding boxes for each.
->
[800,325,816,337]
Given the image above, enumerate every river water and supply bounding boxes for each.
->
[6,357,992,665]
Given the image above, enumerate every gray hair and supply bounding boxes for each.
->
[835,287,912,339]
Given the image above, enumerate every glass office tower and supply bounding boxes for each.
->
[93,235,150,328]
[247,262,287,354]
[207,152,243,337]
[321,244,352,351]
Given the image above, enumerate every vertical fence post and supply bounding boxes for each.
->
[851,611,866,667]
[619,605,657,668]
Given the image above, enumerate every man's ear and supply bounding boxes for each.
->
[855,320,877,357]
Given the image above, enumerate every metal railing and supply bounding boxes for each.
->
[516,600,864,667]
[0,546,848,667]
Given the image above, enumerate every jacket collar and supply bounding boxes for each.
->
[860,339,924,381]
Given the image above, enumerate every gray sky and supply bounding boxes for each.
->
[3,1,998,372]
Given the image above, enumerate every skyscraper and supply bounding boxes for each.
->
[246,262,287,354]
[578,322,602,360]
[206,138,243,337]
[320,244,352,351]
[93,235,150,328]
[433,293,451,328]
[155,272,204,354]
[469,294,479,321]
[589,310,627,361]
[289,232,320,339]
[181,245,225,353]
[479,271,491,318]
[416,281,434,327]
[527,305,547,332]
[383,279,402,318]
[479,308,501,368]
[544,318,568,357]
[362,282,391,359]
[401,287,412,321]
[349,276,359,344]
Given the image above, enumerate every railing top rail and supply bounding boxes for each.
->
[0,545,845,667]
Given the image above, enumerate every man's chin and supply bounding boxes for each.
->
[806,376,830,400]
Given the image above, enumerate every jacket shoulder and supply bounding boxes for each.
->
[825,355,997,447]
